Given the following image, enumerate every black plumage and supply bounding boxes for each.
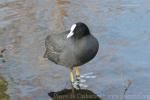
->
[44,22,99,68]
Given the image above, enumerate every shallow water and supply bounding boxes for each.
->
[0,0,150,100]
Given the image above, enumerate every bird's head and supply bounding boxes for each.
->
[67,22,90,39]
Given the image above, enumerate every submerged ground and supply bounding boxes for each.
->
[0,0,150,100]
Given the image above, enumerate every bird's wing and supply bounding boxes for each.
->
[46,35,62,51]
[44,34,62,57]
[43,31,70,63]
[45,30,70,51]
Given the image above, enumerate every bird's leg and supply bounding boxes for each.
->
[75,66,80,80]
[70,67,74,84]
[75,66,81,89]
[69,68,75,93]
[75,66,86,82]
[73,66,88,89]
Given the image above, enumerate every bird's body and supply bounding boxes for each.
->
[44,22,99,89]
[44,30,98,68]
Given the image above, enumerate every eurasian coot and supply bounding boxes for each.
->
[44,22,99,88]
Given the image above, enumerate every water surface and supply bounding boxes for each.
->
[0,0,150,100]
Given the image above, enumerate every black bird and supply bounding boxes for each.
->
[44,22,99,88]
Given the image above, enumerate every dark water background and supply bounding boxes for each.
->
[0,0,150,100]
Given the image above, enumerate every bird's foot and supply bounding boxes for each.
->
[71,76,87,89]
[72,81,88,89]
[72,72,96,89]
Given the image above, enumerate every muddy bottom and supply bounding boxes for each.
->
[48,89,102,100]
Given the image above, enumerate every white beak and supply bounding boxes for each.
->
[67,24,76,39]
[67,31,74,38]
